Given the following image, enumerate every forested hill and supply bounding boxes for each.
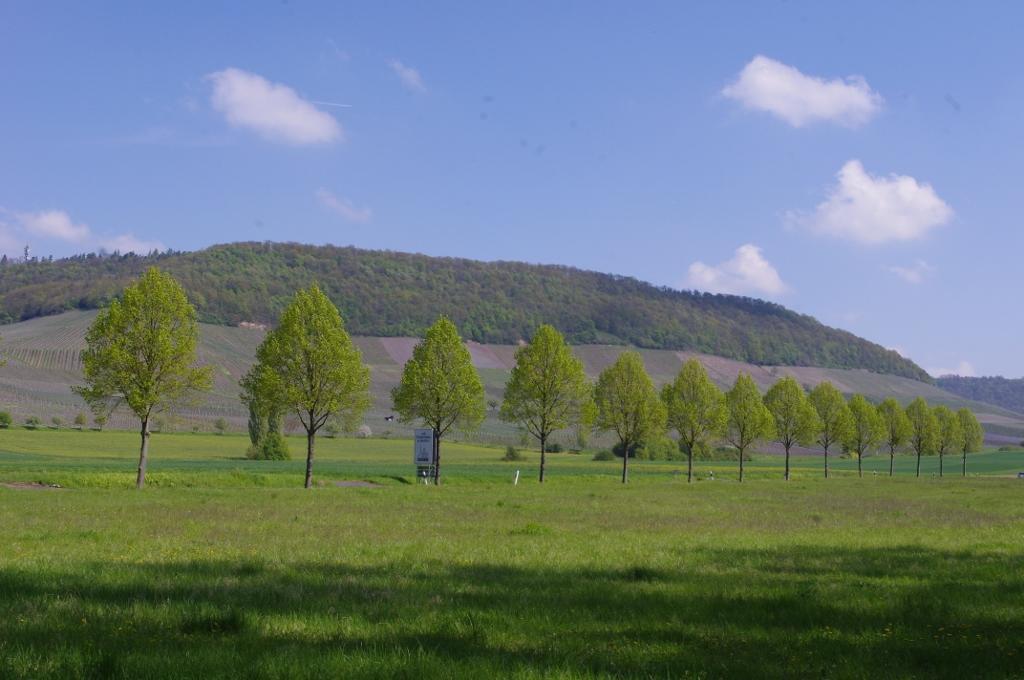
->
[0,242,929,380]
[937,376,1024,415]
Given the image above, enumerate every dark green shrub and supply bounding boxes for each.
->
[0,411,11,428]
[592,449,615,461]
[247,431,290,460]
[547,442,563,453]
[24,416,41,429]
[501,446,525,462]
[693,445,752,462]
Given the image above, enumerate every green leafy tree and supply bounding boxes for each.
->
[240,366,290,460]
[392,316,485,485]
[956,408,984,476]
[662,359,728,483]
[50,416,62,429]
[25,415,41,429]
[905,397,938,478]
[809,382,853,479]
[933,405,963,478]
[593,351,666,484]
[246,284,371,488]
[213,417,228,435]
[724,373,774,482]
[73,412,87,429]
[764,377,820,481]
[500,324,593,482]
[93,413,107,431]
[74,267,212,489]
[0,412,11,428]
[877,398,912,476]
[573,400,598,451]
[844,395,885,478]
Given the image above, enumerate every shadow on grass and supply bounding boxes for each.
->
[1,545,1022,678]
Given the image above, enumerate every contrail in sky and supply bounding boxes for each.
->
[311,100,353,108]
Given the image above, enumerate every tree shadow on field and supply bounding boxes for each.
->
[0,545,1022,678]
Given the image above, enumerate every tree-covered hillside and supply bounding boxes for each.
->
[937,376,1024,415]
[0,242,929,380]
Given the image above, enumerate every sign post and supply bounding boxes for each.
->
[414,428,435,483]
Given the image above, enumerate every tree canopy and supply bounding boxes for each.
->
[905,397,939,478]
[724,373,775,482]
[594,351,666,484]
[764,376,820,481]
[933,405,964,477]
[245,284,371,487]
[500,324,593,482]
[392,316,485,484]
[809,381,853,479]
[844,394,885,478]
[956,408,984,476]
[74,267,212,488]
[661,359,727,483]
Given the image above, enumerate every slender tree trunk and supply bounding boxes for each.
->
[939,450,944,477]
[739,445,745,483]
[304,429,315,489]
[824,444,829,479]
[539,433,547,483]
[621,440,629,484]
[136,416,150,489]
[858,451,863,478]
[915,449,921,478]
[784,444,791,481]
[433,429,441,486]
[889,445,895,477]
[962,451,967,477]
[687,445,693,484]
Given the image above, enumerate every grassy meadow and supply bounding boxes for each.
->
[1,428,1024,678]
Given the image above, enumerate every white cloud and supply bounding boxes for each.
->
[389,59,426,93]
[928,361,976,378]
[316,188,372,223]
[100,233,166,254]
[207,68,343,145]
[793,160,953,245]
[18,210,90,242]
[887,260,934,284]
[722,55,883,128]
[686,244,788,297]
[0,208,164,257]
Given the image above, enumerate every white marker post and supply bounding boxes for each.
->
[514,469,520,486]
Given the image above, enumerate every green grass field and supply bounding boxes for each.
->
[2,429,1023,678]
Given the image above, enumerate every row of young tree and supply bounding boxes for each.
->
[69,267,985,489]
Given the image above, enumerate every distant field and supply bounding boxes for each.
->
[1,429,1023,678]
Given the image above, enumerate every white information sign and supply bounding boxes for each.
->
[414,428,434,466]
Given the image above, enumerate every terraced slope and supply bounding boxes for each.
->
[2,311,1020,444]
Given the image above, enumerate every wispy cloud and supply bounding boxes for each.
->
[207,68,343,145]
[100,233,165,255]
[316,189,372,223]
[722,55,882,128]
[888,260,934,284]
[791,160,953,245]
[389,59,426,93]
[17,209,90,242]
[686,244,788,297]
[928,361,976,378]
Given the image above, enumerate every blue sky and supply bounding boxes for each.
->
[2,2,1022,376]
